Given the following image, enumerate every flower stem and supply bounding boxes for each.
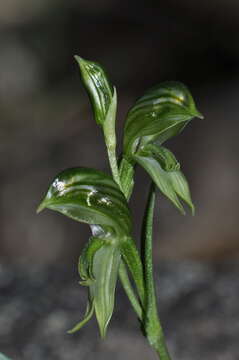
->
[106,145,121,188]
[119,157,134,199]
[143,183,171,360]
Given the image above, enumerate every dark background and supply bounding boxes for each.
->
[1,0,239,265]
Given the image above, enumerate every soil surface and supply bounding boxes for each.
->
[0,261,238,360]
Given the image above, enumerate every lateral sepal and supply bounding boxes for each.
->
[134,145,194,214]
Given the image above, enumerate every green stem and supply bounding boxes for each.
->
[104,110,170,358]
[103,88,122,189]
[119,157,134,199]
[107,145,121,189]
[104,116,144,319]
[118,262,143,321]
[143,183,171,360]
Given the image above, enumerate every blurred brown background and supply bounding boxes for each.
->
[1,0,239,265]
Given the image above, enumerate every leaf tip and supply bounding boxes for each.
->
[36,201,45,214]
[99,324,107,339]
[67,321,85,334]
[67,327,76,335]
[192,108,204,119]
[191,204,195,216]
[74,54,85,65]
[178,206,186,216]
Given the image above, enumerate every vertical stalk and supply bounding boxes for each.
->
[143,183,171,360]
[103,88,122,189]
[107,145,121,188]
[104,98,171,358]
[104,98,144,320]
[119,157,134,199]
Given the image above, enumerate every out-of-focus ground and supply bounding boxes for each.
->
[0,1,239,264]
[0,262,238,359]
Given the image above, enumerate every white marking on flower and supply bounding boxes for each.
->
[53,179,66,194]
[98,197,112,206]
[87,189,97,206]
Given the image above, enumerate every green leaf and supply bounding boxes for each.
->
[91,244,121,337]
[123,81,203,157]
[134,145,194,214]
[75,56,113,126]
[37,167,132,237]
[69,243,120,337]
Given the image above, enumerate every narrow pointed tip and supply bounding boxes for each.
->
[193,109,204,119]
[98,320,108,339]
[191,205,195,216]
[67,323,83,334]
[99,327,107,339]
[74,55,82,62]
[176,202,186,216]
[36,201,45,214]
[180,208,186,216]
[74,55,88,67]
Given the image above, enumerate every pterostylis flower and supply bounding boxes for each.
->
[75,56,120,187]
[123,81,203,156]
[121,81,203,212]
[74,56,114,127]
[37,167,133,337]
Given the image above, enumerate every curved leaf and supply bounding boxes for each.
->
[68,297,95,334]
[134,145,194,214]
[91,244,121,337]
[120,237,145,305]
[37,167,132,237]
[70,243,121,337]
[75,56,113,126]
[123,81,203,157]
